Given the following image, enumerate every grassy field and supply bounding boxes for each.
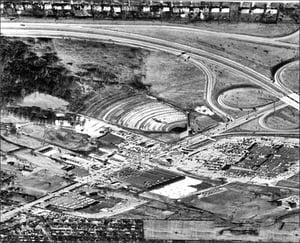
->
[53,38,148,86]
[207,64,261,119]
[0,139,20,152]
[1,130,44,149]
[143,51,206,110]
[54,38,206,111]
[19,172,70,196]
[2,36,203,139]
[182,182,295,221]
[219,86,277,110]
[232,117,272,132]
[276,172,299,189]
[96,25,299,77]
[280,61,299,93]
[265,106,299,130]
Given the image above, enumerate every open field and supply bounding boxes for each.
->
[45,128,94,151]
[117,199,215,220]
[276,172,300,189]
[97,25,299,76]
[264,106,299,130]
[143,51,206,110]
[0,139,20,152]
[218,86,278,110]
[53,38,148,85]
[19,172,70,196]
[17,92,69,111]
[1,131,43,149]
[21,123,96,152]
[231,117,275,132]
[1,155,71,198]
[208,64,265,118]
[182,182,297,220]
[279,60,300,93]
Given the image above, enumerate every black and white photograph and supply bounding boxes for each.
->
[0,0,299,242]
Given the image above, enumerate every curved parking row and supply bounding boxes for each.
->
[84,92,186,132]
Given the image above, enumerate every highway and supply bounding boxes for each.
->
[0,182,82,223]
[1,22,299,148]
[0,21,299,222]
[274,60,299,96]
[185,100,295,154]
[2,23,299,113]
[89,24,299,49]
[258,103,299,132]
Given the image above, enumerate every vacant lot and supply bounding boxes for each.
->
[54,38,148,86]
[0,139,20,152]
[19,172,70,196]
[208,64,260,118]
[182,182,293,220]
[279,60,299,93]
[97,25,298,76]
[1,154,71,198]
[219,86,277,110]
[276,172,299,189]
[17,92,69,111]
[1,130,43,149]
[45,128,95,152]
[264,106,299,130]
[143,51,206,110]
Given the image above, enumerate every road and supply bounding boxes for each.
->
[1,22,299,144]
[0,22,299,220]
[0,182,82,222]
[184,100,296,153]
[2,22,299,113]
[274,60,299,96]
[89,24,299,49]
[258,103,299,132]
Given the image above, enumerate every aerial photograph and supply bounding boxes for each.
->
[0,0,299,242]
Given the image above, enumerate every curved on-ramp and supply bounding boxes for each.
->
[2,22,297,112]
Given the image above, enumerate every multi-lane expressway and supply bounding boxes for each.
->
[0,21,299,221]
[1,22,299,151]
[2,22,299,112]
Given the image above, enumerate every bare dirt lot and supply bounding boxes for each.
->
[1,153,71,198]
[17,92,69,111]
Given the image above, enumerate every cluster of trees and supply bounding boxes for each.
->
[0,37,76,107]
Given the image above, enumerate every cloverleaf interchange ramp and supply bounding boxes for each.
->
[1,22,299,152]
[0,21,299,223]
[2,22,299,113]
